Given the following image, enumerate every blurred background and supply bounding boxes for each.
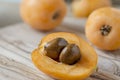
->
[0,0,120,27]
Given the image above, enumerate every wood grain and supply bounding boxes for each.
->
[0,17,120,80]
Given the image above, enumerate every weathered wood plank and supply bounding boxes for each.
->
[0,17,120,80]
[0,47,120,80]
[0,54,53,80]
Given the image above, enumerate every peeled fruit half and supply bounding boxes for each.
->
[20,0,67,31]
[32,32,98,80]
[72,0,111,18]
[86,7,120,50]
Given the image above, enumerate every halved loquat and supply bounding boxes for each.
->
[32,32,98,80]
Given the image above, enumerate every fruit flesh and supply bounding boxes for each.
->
[32,32,98,80]
[21,0,67,31]
[72,0,111,18]
[86,7,120,50]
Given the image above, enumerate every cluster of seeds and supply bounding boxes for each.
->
[44,38,81,65]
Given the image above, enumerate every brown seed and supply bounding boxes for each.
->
[44,38,68,60]
[59,44,81,65]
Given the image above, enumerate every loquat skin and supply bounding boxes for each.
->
[86,7,120,50]
[20,0,67,31]
[32,32,98,80]
[72,0,111,18]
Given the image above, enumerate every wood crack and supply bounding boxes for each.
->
[0,35,31,54]
[0,46,30,62]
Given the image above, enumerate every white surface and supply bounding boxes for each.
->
[0,1,22,27]
[0,0,21,2]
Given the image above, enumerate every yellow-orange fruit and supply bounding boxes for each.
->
[72,0,111,18]
[20,0,67,31]
[86,7,120,50]
[32,32,98,80]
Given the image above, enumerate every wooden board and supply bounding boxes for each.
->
[0,17,120,80]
